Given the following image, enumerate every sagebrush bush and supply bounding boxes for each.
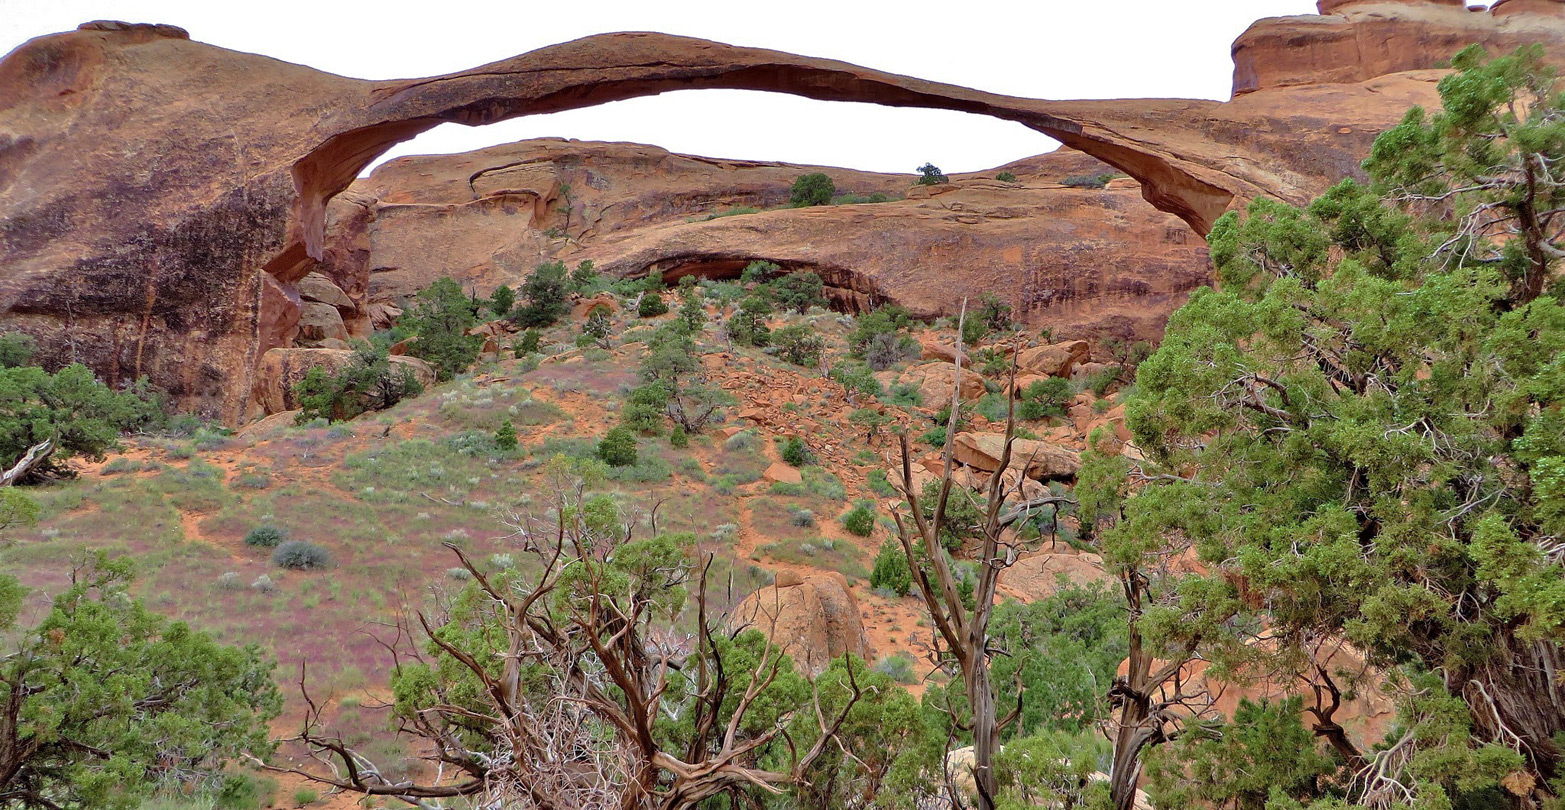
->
[243,525,287,548]
[272,540,330,570]
[597,426,638,467]
[870,538,913,596]
[780,435,812,467]
[842,502,877,537]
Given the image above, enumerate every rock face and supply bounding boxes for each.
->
[731,572,872,675]
[3,14,1563,420]
[335,141,1210,344]
[952,432,1082,481]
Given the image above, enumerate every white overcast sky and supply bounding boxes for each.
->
[1,1,1339,174]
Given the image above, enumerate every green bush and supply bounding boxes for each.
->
[272,540,330,570]
[0,333,34,368]
[669,426,689,449]
[514,329,542,357]
[487,284,516,318]
[569,260,600,293]
[915,162,948,186]
[494,419,518,452]
[513,261,571,327]
[1062,172,1119,189]
[727,294,773,347]
[874,653,917,684]
[740,261,779,284]
[597,426,638,467]
[1018,377,1072,421]
[244,525,287,548]
[294,342,422,424]
[769,271,829,314]
[0,362,160,481]
[842,502,877,537]
[790,173,835,207]
[780,435,812,467]
[403,277,483,381]
[829,362,881,396]
[996,171,1017,183]
[773,324,825,367]
[638,293,669,318]
[870,538,912,596]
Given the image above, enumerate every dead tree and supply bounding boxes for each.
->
[888,305,1072,810]
[267,466,862,809]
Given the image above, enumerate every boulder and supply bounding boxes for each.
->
[253,348,436,414]
[952,432,1081,481]
[298,272,354,310]
[998,552,1112,603]
[1015,340,1089,378]
[297,301,349,344]
[731,572,872,675]
[916,333,966,364]
[763,462,803,486]
[906,362,987,411]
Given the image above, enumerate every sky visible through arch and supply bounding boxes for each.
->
[3,0,1323,176]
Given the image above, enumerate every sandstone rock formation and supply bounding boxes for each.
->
[3,11,1561,420]
[731,572,871,675]
[332,141,1210,343]
[952,432,1082,481]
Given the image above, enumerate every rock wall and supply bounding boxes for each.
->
[2,12,1562,421]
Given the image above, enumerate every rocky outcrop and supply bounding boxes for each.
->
[998,551,1113,603]
[952,432,1082,481]
[731,572,871,675]
[336,141,1211,342]
[4,13,1562,421]
[1015,340,1091,378]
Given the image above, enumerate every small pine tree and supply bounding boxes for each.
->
[842,502,876,537]
[487,285,516,318]
[570,260,599,293]
[494,419,518,452]
[597,426,638,467]
[584,308,613,346]
[780,435,812,467]
[727,295,773,347]
[638,293,669,318]
[870,538,912,596]
[514,329,542,356]
[770,271,828,314]
[513,261,571,327]
[790,173,835,207]
[773,324,825,367]
[676,276,705,332]
[915,162,948,186]
[403,277,484,381]
[740,261,779,285]
[668,425,689,449]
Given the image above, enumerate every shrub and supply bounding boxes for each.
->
[513,329,542,357]
[1018,377,1072,421]
[597,426,638,467]
[669,426,689,449]
[494,419,518,452]
[638,293,669,318]
[513,261,571,327]
[790,173,835,207]
[293,788,319,806]
[874,653,917,684]
[1062,172,1118,189]
[740,261,779,284]
[780,435,812,467]
[865,332,916,371]
[487,284,516,318]
[915,162,948,185]
[789,508,815,528]
[870,538,912,596]
[403,277,483,381]
[996,171,1017,183]
[724,430,756,452]
[676,276,706,332]
[769,271,828,314]
[244,525,288,548]
[272,540,330,570]
[842,502,877,537]
[0,363,160,480]
[0,333,34,368]
[829,362,881,396]
[294,342,422,424]
[977,292,1014,334]
[727,294,773,347]
[569,259,599,293]
[773,324,825,367]
[887,382,923,408]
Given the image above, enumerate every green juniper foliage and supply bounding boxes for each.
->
[403,277,484,381]
[293,342,422,424]
[790,173,835,207]
[769,271,829,315]
[514,260,572,328]
[0,556,279,809]
[0,360,160,480]
[1079,45,1565,808]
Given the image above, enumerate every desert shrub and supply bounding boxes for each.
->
[842,501,877,537]
[865,332,917,371]
[772,325,825,367]
[597,426,638,467]
[668,426,689,449]
[915,162,948,185]
[0,333,34,368]
[727,294,773,347]
[996,171,1017,182]
[569,260,600,293]
[1018,377,1073,420]
[740,261,779,284]
[867,469,897,498]
[676,276,706,332]
[804,467,848,500]
[723,431,756,452]
[790,173,835,207]
[294,342,423,424]
[639,326,732,432]
[874,653,917,684]
[887,382,923,408]
[780,435,812,467]
[244,525,287,548]
[513,260,571,327]
[272,540,330,570]
[0,363,160,480]
[487,284,516,318]
[829,362,881,397]
[493,419,518,452]
[1062,172,1118,189]
[769,271,829,314]
[403,277,483,381]
[789,508,815,528]
[638,293,669,318]
[514,329,542,357]
[976,293,1015,334]
[870,538,912,596]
